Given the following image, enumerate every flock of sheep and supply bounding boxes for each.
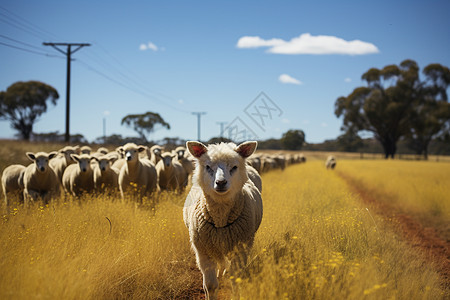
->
[1,140,314,299]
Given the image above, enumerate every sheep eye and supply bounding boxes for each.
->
[230,166,238,174]
[206,165,212,171]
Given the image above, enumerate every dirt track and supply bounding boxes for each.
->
[339,172,450,289]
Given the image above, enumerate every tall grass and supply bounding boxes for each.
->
[336,160,450,238]
[0,160,447,299]
[239,162,445,299]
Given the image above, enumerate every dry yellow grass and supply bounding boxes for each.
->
[336,160,450,237]
[0,156,448,299]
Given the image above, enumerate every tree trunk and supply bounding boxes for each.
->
[380,137,397,159]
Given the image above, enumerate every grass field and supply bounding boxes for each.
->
[0,141,449,299]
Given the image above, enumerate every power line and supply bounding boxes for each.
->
[0,41,64,58]
[76,58,191,114]
[0,6,60,41]
[0,33,49,52]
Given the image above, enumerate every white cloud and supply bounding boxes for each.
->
[139,41,159,51]
[237,33,379,55]
[344,77,352,83]
[281,118,290,124]
[279,74,303,85]
[178,99,184,104]
[321,122,328,127]
[236,36,285,48]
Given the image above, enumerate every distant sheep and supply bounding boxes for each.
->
[148,144,164,166]
[80,145,92,154]
[246,164,262,192]
[156,151,187,191]
[173,146,195,187]
[50,145,80,183]
[183,141,263,299]
[92,154,119,192]
[62,154,95,197]
[23,151,60,205]
[2,164,26,206]
[118,143,158,202]
[111,146,126,170]
[326,155,337,169]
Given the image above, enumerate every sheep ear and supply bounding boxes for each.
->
[26,152,36,161]
[187,141,207,158]
[71,154,80,162]
[138,146,146,153]
[48,152,58,160]
[235,141,257,158]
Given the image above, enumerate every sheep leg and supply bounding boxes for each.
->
[196,250,218,300]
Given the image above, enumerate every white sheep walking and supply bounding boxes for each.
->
[23,151,60,205]
[2,164,26,206]
[183,141,263,300]
[92,154,119,193]
[118,143,158,202]
[155,151,186,191]
[50,145,80,183]
[326,155,337,169]
[62,154,95,197]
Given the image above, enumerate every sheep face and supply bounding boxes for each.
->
[160,153,175,168]
[71,154,93,173]
[120,143,145,163]
[187,141,257,198]
[60,146,80,163]
[27,152,57,173]
[95,156,112,172]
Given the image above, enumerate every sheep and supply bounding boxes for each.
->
[118,143,158,202]
[62,154,95,197]
[80,145,92,154]
[183,141,263,300]
[156,151,187,191]
[247,155,261,173]
[23,151,60,205]
[273,155,287,170]
[173,146,195,186]
[246,164,262,192]
[96,147,109,155]
[1,164,26,206]
[50,145,80,183]
[92,154,119,193]
[326,155,336,169]
[148,144,164,165]
[111,146,126,170]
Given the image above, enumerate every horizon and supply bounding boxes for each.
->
[1,1,449,144]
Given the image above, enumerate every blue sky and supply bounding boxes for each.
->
[1,0,449,143]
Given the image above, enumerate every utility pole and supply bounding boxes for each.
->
[43,42,90,143]
[192,112,206,141]
[216,122,227,137]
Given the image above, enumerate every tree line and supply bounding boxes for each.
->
[1,59,449,159]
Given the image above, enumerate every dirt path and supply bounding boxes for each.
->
[339,172,450,289]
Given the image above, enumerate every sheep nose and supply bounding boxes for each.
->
[40,167,45,171]
[215,179,227,187]
[82,168,87,172]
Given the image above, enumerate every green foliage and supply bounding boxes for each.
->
[121,111,170,142]
[335,60,450,159]
[0,81,59,140]
[281,129,305,150]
